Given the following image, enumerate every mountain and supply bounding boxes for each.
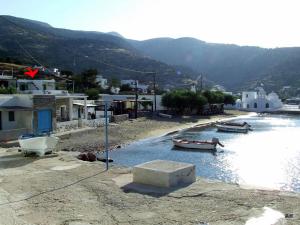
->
[0,15,198,88]
[2,15,300,93]
[130,37,300,92]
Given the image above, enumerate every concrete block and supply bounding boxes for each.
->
[133,160,196,188]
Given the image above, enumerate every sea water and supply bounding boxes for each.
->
[109,114,300,192]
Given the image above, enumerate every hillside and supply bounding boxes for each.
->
[0,15,198,88]
[130,37,300,92]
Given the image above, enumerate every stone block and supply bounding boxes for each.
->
[133,160,196,188]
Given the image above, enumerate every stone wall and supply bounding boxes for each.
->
[56,118,109,133]
[56,120,79,133]
[112,114,129,123]
[83,118,108,128]
[0,128,29,142]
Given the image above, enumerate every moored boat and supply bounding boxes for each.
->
[18,134,59,156]
[173,137,224,150]
[216,121,251,133]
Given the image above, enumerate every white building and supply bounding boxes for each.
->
[96,75,108,89]
[17,79,58,94]
[236,87,283,112]
[121,80,149,93]
[121,79,136,87]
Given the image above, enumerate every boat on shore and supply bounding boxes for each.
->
[172,137,224,150]
[18,134,59,156]
[216,121,252,133]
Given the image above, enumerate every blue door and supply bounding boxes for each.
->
[37,109,52,133]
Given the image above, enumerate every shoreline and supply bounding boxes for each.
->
[1,111,300,224]
[0,148,299,225]
[109,111,254,151]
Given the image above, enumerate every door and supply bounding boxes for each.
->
[0,111,2,130]
[37,109,52,133]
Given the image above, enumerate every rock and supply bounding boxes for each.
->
[77,152,97,162]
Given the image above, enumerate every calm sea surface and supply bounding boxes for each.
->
[109,114,300,192]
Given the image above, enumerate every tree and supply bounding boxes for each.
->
[202,90,224,104]
[74,69,98,92]
[110,77,120,87]
[162,90,207,114]
[0,86,17,94]
[224,94,236,105]
[120,84,132,92]
[85,88,100,100]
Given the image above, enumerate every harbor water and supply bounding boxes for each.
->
[109,114,300,192]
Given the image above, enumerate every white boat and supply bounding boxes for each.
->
[216,122,251,133]
[18,134,59,156]
[173,137,224,150]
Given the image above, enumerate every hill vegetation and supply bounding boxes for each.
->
[0,15,198,89]
[130,38,300,93]
[1,15,300,93]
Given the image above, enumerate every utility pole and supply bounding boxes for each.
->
[135,80,138,119]
[200,74,203,91]
[104,101,109,170]
[153,72,157,112]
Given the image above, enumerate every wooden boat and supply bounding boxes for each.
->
[19,134,59,156]
[216,121,251,133]
[173,137,224,150]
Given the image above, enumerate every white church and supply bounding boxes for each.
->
[236,87,283,112]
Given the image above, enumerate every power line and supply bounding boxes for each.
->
[0,169,107,207]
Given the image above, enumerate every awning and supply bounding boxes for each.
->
[0,106,33,111]
[73,103,97,107]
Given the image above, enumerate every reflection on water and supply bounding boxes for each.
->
[109,114,300,192]
[245,207,284,225]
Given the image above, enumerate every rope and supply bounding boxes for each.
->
[0,169,107,206]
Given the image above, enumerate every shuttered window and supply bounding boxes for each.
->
[8,111,15,122]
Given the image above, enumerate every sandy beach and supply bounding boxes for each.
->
[57,110,249,153]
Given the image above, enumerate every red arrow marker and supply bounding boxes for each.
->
[24,67,39,78]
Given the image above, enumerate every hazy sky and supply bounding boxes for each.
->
[1,0,300,48]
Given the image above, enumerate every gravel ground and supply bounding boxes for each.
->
[57,110,248,153]
[0,149,299,225]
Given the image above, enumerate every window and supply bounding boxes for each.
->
[246,94,248,98]
[254,103,257,108]
[266,103,269,108]
[43,84,47,90]
[8,111,15,121]
[247,104,250,108]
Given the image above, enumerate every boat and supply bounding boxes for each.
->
[216,121,251,133]
[172,137,224,150]
[18,134,59,156]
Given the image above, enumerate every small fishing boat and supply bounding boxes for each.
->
[173,137,224,150]
[216,121,252,133]
[18,134,59,156]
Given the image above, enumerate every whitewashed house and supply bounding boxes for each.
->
[121,80,149,93]
[96,75,108,89]
[17,79,57,94]
[236,87,283,112]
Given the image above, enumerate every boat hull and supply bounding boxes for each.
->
[173,140,216,150]
[216,124,249,133]
[19,135,59,156]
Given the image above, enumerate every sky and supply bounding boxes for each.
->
[1,0,300,48]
